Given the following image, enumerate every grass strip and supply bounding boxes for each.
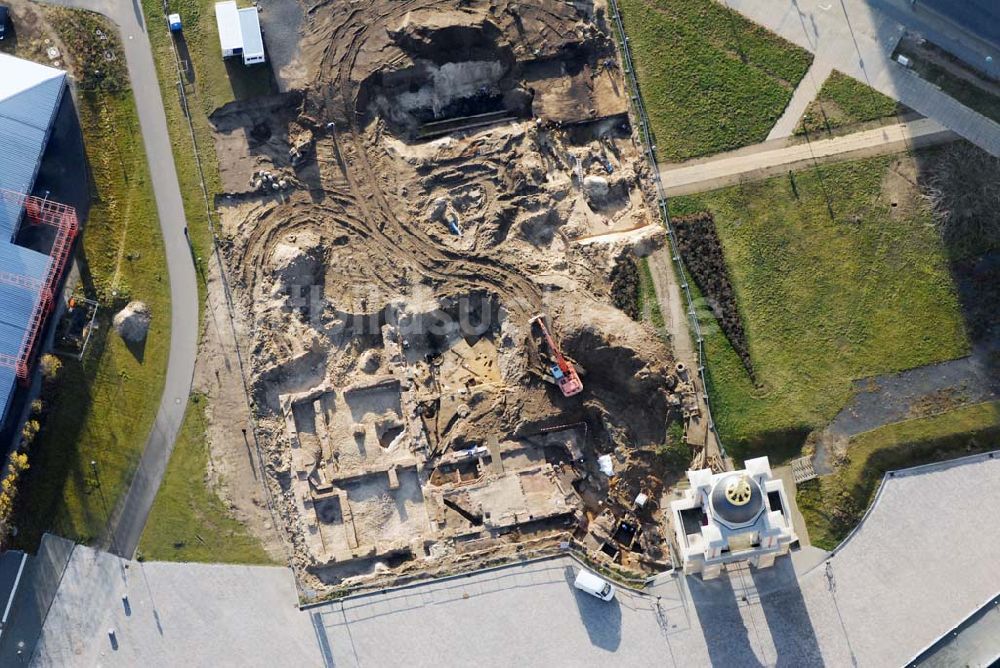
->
[797,401,1000,550]
[138,394,272,563]
[671,155,967,462]
[796,70,902,136]
[619,0,812,160]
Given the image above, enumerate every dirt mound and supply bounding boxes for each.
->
[556,294,674,447]
[268,230,324,292]
[113,301,151,343]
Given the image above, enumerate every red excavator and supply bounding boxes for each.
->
[530,314,583,397]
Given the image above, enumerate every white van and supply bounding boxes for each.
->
[574,569,615,601]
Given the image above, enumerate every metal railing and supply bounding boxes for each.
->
[605,0,728,460]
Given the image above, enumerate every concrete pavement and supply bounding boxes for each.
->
[767,60,833,140]
[660,116,955,195]
[725,0,1000,157]
[39,0,199,557]
[20,450,1000,666]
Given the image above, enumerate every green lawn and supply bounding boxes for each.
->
[637,257,666,333]
[796,70,901,136]
[670,156,968,462]
[797,401,1000,550]
[11,11,170,549]
[139,395,272,563]
[617,0,813,161]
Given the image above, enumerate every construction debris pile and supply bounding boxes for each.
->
[210,0,704,593]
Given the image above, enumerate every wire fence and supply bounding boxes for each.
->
[605,0,728,461]
[156,2,294,569]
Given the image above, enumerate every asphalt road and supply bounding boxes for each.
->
[39,0,199,557]
[660,116,955,194]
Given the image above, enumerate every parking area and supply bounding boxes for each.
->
[310,559,672,667]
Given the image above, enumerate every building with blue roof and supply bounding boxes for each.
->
[0,53,70,433]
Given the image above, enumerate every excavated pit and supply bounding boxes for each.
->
[356,16,617,140]
[207,0,691,596]
[357,23,529,139]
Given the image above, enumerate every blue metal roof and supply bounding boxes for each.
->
[0,363,16,420]
[0,54,65,427]
[0,321,28,421]
[0,247,48,426]
[0,240,52,282]
[0,53,66,241]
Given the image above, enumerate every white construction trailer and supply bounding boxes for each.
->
[214,1,265,66]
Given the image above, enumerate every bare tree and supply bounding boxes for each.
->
[922,142,1000,258]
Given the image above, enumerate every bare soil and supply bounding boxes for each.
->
[205,0,692,595]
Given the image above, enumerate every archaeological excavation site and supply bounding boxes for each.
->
[205,0,715,595]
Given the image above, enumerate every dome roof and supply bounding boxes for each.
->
[710,474,764,526]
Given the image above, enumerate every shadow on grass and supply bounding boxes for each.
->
[912,143,1000,373]
[172,31,197,84]
[124,335,147,363]
[727,425,812,467]
[11,292,108,551]
[7,91,113,551]
[223,57,277,102]
[16,93,91,255]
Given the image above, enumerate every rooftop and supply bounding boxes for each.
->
[0,53,66,240]
[0,54,66,421]
[238,7,264,58]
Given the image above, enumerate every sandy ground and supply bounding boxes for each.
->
[193,259,287,561]
[193,0,708,594]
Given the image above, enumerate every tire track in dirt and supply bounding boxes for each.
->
[314,0,544,320]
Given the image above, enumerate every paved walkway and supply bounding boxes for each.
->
[725,0,1000,157]
[767,60,833,140]
[39,0,199,557]
[660,116,953,195]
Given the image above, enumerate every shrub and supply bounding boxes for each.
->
[921,142,1000,258]
[656,421,690,471]
[21,420,41,445]
[672,212,755,379]
[610,256,641,320]
[39,354,63,382]
[0,453,30,546]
